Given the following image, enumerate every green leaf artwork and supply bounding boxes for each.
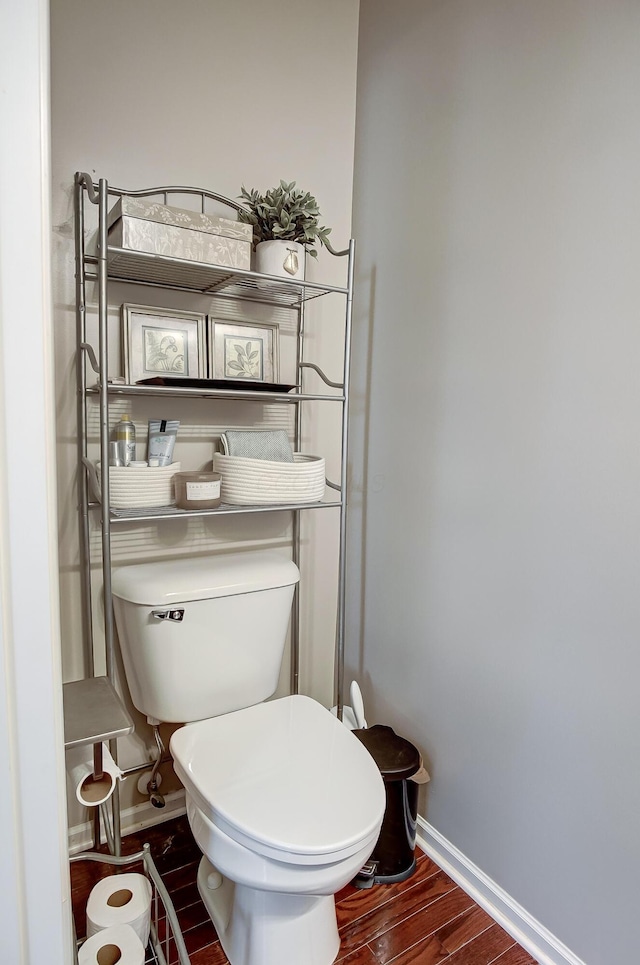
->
[224,337,263,380]
[143,327,186,374]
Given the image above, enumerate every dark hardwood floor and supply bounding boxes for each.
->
[70,814,538,965]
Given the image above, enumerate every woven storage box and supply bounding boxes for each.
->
[107,197,252,270]
[213,453,325,505]
[94,462,181,508]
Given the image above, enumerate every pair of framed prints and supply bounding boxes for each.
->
[121,303,279,386]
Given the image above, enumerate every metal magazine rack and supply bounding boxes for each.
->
[70,846,191,965]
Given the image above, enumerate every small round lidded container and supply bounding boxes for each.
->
[174,470,222,510]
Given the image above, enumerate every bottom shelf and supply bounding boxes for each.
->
[70,844,191,965]
[108,496,342,522]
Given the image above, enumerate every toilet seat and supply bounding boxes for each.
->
[171,695,385,865]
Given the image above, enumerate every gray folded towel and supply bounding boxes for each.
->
[220,429,294,462]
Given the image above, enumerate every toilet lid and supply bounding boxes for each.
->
[170,695,385,862]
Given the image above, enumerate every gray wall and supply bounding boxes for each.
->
[348,3,640,962]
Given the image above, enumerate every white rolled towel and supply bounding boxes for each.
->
[220,429,294,462]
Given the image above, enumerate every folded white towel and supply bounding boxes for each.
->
[220,429,294,462]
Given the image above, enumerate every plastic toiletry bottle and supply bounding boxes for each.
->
[116,414,136,466]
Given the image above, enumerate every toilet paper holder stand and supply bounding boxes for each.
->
[65,680,190,962]
[70,842,191,965]
[63,676,134,854]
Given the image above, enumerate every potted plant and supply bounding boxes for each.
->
[237,180,331,280]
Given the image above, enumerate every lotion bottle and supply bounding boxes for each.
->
[116,414,136,466]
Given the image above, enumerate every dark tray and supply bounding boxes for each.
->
[136,377,297,393]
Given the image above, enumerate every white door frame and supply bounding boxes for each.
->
[0,0,72,961]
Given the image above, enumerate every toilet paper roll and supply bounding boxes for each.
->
[78,923,145,965]
[66,742,123,807]
[86,872,152,948]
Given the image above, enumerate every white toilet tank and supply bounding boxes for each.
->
[111,551,300,723]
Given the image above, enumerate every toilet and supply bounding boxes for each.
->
[111,551,385,965]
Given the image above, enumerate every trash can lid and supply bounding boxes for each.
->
[352,724,421,781]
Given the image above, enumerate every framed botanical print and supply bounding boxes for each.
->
[122,304,206,384]
[208,318,279,384]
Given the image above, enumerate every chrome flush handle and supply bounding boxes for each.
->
[151,608,185,622]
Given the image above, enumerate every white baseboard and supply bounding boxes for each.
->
[68,789,186,855]
[416,817,587,965]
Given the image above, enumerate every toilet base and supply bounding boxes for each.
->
[197,856,341,965]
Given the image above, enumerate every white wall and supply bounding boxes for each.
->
[0,0,71,960]
[350,2,640,963]
[50,0,360,823]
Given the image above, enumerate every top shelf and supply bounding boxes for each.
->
[77,173,352,306]
[104,247,348,307]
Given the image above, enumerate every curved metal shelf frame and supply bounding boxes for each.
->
[74,173,354,856]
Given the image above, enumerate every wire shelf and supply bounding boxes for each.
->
[86,383,345,404]
[107,247,347,306]
[107,495,343,523]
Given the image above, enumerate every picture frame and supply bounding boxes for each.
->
[122,304,206,384]
[208,318,279,384]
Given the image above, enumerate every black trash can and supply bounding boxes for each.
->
[352,724,421,886]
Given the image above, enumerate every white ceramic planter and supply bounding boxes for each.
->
[255,240,306,280]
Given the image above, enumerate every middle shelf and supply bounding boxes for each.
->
[102,494,343,523]
[86,382,345,404]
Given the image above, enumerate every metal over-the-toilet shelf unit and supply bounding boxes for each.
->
[71,172,355,855]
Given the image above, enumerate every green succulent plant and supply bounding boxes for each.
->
[237,181,331,258]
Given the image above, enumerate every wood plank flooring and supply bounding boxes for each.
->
[70,814,538,965]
